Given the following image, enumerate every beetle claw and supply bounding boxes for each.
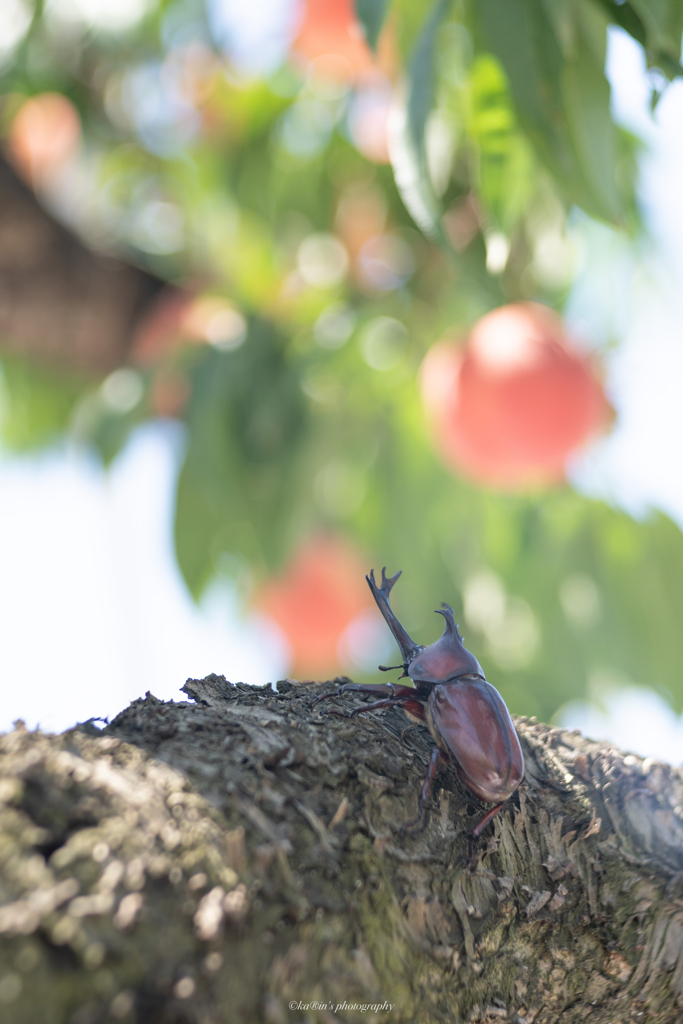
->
[400,724,419,745]
[309,695,350,716]
[398,812,426,835]
[309,692,335,710]
[310,701,353,719]
[465,834,483,865]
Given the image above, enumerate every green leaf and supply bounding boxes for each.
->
[594,0,647,51]
[466,55,536,234]
[175,319,308,596]
[0,355,88,451]
[621,0,683,76]
[475,0,627,224]
[476,0,552,140]
[390,0,452,243]
[562,1,621,223]
[355,0,391,51]
[175,457,226,599]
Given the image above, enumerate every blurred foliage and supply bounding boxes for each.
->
[1,0,683,721]
[0,355,88,449]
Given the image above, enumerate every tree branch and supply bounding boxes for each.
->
[1,675,682,1023]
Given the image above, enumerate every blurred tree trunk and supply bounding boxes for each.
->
[0,155,166,375]
[1,675,682,1024]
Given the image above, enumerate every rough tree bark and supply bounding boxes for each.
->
[1,674,682,1024]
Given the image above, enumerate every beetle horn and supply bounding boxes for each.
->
[407,598,484,683]
[366,567,424,667]
[435,603,464,641]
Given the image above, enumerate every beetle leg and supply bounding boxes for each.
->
[399,746,447,833]
[398,700,426,722]
[471,801,505,838]
[466,801,506,858]
[321,696,415,720]
[366,568,424,669]
[312,691,427,722]
[310,682,417,710]
[400,723,420,744]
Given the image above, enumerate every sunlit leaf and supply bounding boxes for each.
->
[389,0,451,243]
[476,0,630,223]
[175,319,308,595]
[465,55,536,234]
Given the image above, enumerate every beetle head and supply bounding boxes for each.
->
[408,604,484,684]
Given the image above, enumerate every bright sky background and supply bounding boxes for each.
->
[0,423,287,732]
[2,27,683,762]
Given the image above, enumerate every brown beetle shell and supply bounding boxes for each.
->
[408,604,484,684]
[425,678,524,803]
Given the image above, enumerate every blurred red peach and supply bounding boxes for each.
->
[291,0,394,82]
[9,92,81,186]
[255,536,375,678]
[420,302,610,489]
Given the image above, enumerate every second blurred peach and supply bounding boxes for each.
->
[9,92,81,187]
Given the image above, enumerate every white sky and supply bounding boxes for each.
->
[0,424,286,732]
[2,28,683,762]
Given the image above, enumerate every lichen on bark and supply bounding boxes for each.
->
[1,673,683,1023]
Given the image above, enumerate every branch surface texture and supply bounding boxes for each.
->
[1,674,683,1023]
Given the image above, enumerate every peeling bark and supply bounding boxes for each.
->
[1,674,683,1024]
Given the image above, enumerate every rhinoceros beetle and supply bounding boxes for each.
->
[311,568,524,846]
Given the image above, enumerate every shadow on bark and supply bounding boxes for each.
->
[1,674,683,1023]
